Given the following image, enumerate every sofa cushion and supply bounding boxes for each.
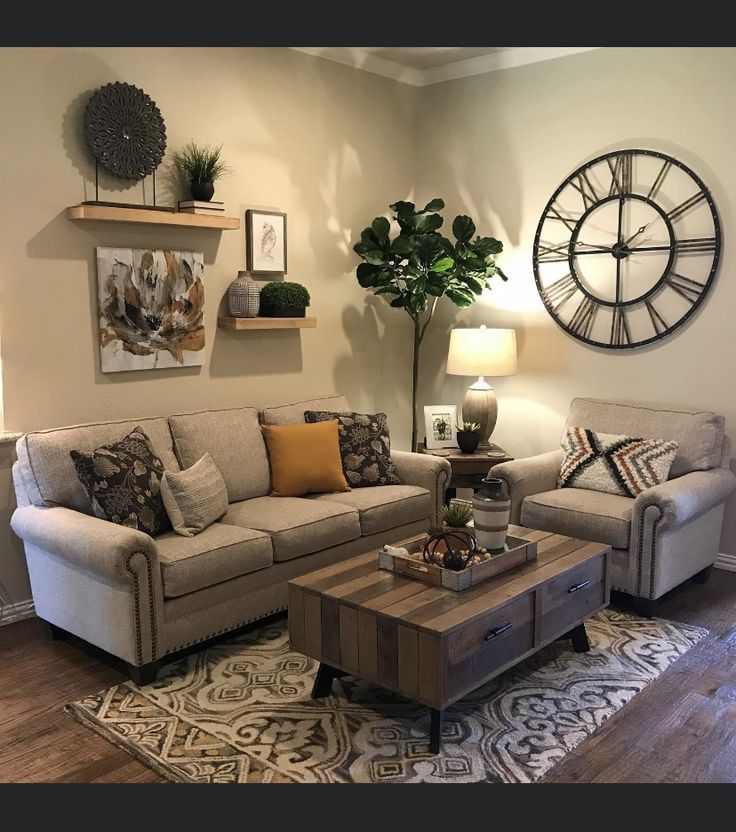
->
[161,453,229,537]
[222,496,360,561]
[260,395,349,426]
[261,421,349,497]
[70,426,172,535]
[521,487,633,549]
[310,485,432,536]
[156,522,273,598]
[559,426,678,498]
[564,398,725,477]
[169,407,270,501]
[16,417,179,513]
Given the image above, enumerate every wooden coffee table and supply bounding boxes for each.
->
[288,525,610,754]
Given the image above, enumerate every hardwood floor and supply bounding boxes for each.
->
[1,570,735,783]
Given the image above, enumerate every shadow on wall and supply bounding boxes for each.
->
[0,446,31,608]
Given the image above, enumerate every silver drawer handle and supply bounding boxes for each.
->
[485,621,512,640]
[568,579,591,593]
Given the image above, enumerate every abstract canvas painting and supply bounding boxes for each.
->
[96,247,205,373]
[246,209,287,274]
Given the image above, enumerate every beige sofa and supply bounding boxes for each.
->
[10,395,450,683]
[491,398,735,616]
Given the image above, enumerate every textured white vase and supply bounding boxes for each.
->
[228,271,260,318]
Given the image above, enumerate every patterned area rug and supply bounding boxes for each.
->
[67,610,705,783]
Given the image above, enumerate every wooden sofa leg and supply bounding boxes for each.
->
[126,661,160,686]
[693,566,713,585]
[41,620,66,641]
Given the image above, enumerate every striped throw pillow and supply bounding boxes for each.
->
[161,453,229,537]
[558,426,679,498]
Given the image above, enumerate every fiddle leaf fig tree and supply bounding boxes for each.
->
[353,198,507,450]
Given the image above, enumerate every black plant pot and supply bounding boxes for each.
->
[261,305,306,318]
[457,431,481,454]
[190,181,215,201]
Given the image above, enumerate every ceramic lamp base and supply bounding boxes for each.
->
[462,378,498,446]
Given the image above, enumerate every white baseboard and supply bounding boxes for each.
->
[714,553,736,573]
[0,598,35,626]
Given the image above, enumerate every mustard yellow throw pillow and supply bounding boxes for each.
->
[261,420,350,497]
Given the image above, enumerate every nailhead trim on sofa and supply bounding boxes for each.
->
[168,605,288,652]
[124,549,158,665]
[635,503,665,600]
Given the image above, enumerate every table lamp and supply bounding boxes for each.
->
[446,326,518,448]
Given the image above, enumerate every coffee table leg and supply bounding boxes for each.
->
[311,663,343,699]
[567,623,590,653]
[429,708,444,754]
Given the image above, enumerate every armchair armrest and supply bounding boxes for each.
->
[392,451,451,527]
[633,467,736,533]
[489,450,564,524]
[11,505,159,581]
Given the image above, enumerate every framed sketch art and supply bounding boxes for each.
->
[246,209,287,274]
[424,404,458,449]
[96,247,205,372]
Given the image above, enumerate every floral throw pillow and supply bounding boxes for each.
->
[70,427,171,535]
[304,410,400,488]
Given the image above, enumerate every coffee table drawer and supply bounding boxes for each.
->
[445,593,534,701]
[539,552,606,642]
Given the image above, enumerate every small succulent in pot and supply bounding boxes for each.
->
[260,281,311,318]
[456,420,482,454]
[172,141,229,202]
[440,499,473,529]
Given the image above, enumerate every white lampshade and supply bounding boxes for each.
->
[447,326,518,378]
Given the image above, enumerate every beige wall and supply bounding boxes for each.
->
[0,47,417,608]
[415,47,736,554]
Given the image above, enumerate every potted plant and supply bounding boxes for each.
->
[440,500,473,531]
[260,281,311,318]
[172,142,228,202]
[456,420,482,454]
[353,199,507,450]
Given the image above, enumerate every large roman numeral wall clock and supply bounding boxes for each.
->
[532,149,721,349]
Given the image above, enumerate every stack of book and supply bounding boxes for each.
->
[178,200,225,215]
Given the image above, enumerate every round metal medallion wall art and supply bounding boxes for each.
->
[84,82,167,181]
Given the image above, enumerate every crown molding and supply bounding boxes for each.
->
[291,47,424,86]
[291,46,601,87]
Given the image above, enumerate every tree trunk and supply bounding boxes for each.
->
[411,315,421,452]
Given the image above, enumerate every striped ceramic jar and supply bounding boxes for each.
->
[473,477,511,552]
[228,271,260,318]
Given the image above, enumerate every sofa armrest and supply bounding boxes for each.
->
[392,451,451,527]
[11,505,159,581]
[489,450,564,524]
[11,505,164,666]
[633,467,736,533]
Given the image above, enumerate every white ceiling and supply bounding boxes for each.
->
[292,47,600,86]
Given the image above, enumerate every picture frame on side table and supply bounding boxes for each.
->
[246,209,287,275]
[423,404,458,449]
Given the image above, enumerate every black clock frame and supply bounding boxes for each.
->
[533,148,721,349]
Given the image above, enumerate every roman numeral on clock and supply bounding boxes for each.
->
[647,159,672,200]
[537,241,571,263]
[569,296,598,340]
[541,273,577,313]
[674,236,717,254]
[546,202,580,233]
[570,172,599,209]
[645,301,668,335]
[665,273,706,304]
[667,191,707,221]
[608,153,633,196]
[610,307,631,346]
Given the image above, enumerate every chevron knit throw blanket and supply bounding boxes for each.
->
[559,426,679,497]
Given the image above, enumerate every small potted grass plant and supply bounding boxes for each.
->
[260,281,311,318]
[172,142,229,202]
[456,420,482,454]
[440,499,474,531]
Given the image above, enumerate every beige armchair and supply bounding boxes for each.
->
[490,398,735,617]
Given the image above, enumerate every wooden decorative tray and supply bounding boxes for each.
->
[378,531,538,592]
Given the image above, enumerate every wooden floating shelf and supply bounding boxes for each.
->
[67,204,241,230]
[218,316,317,331]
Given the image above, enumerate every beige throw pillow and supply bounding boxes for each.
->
[161,453,229,537]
